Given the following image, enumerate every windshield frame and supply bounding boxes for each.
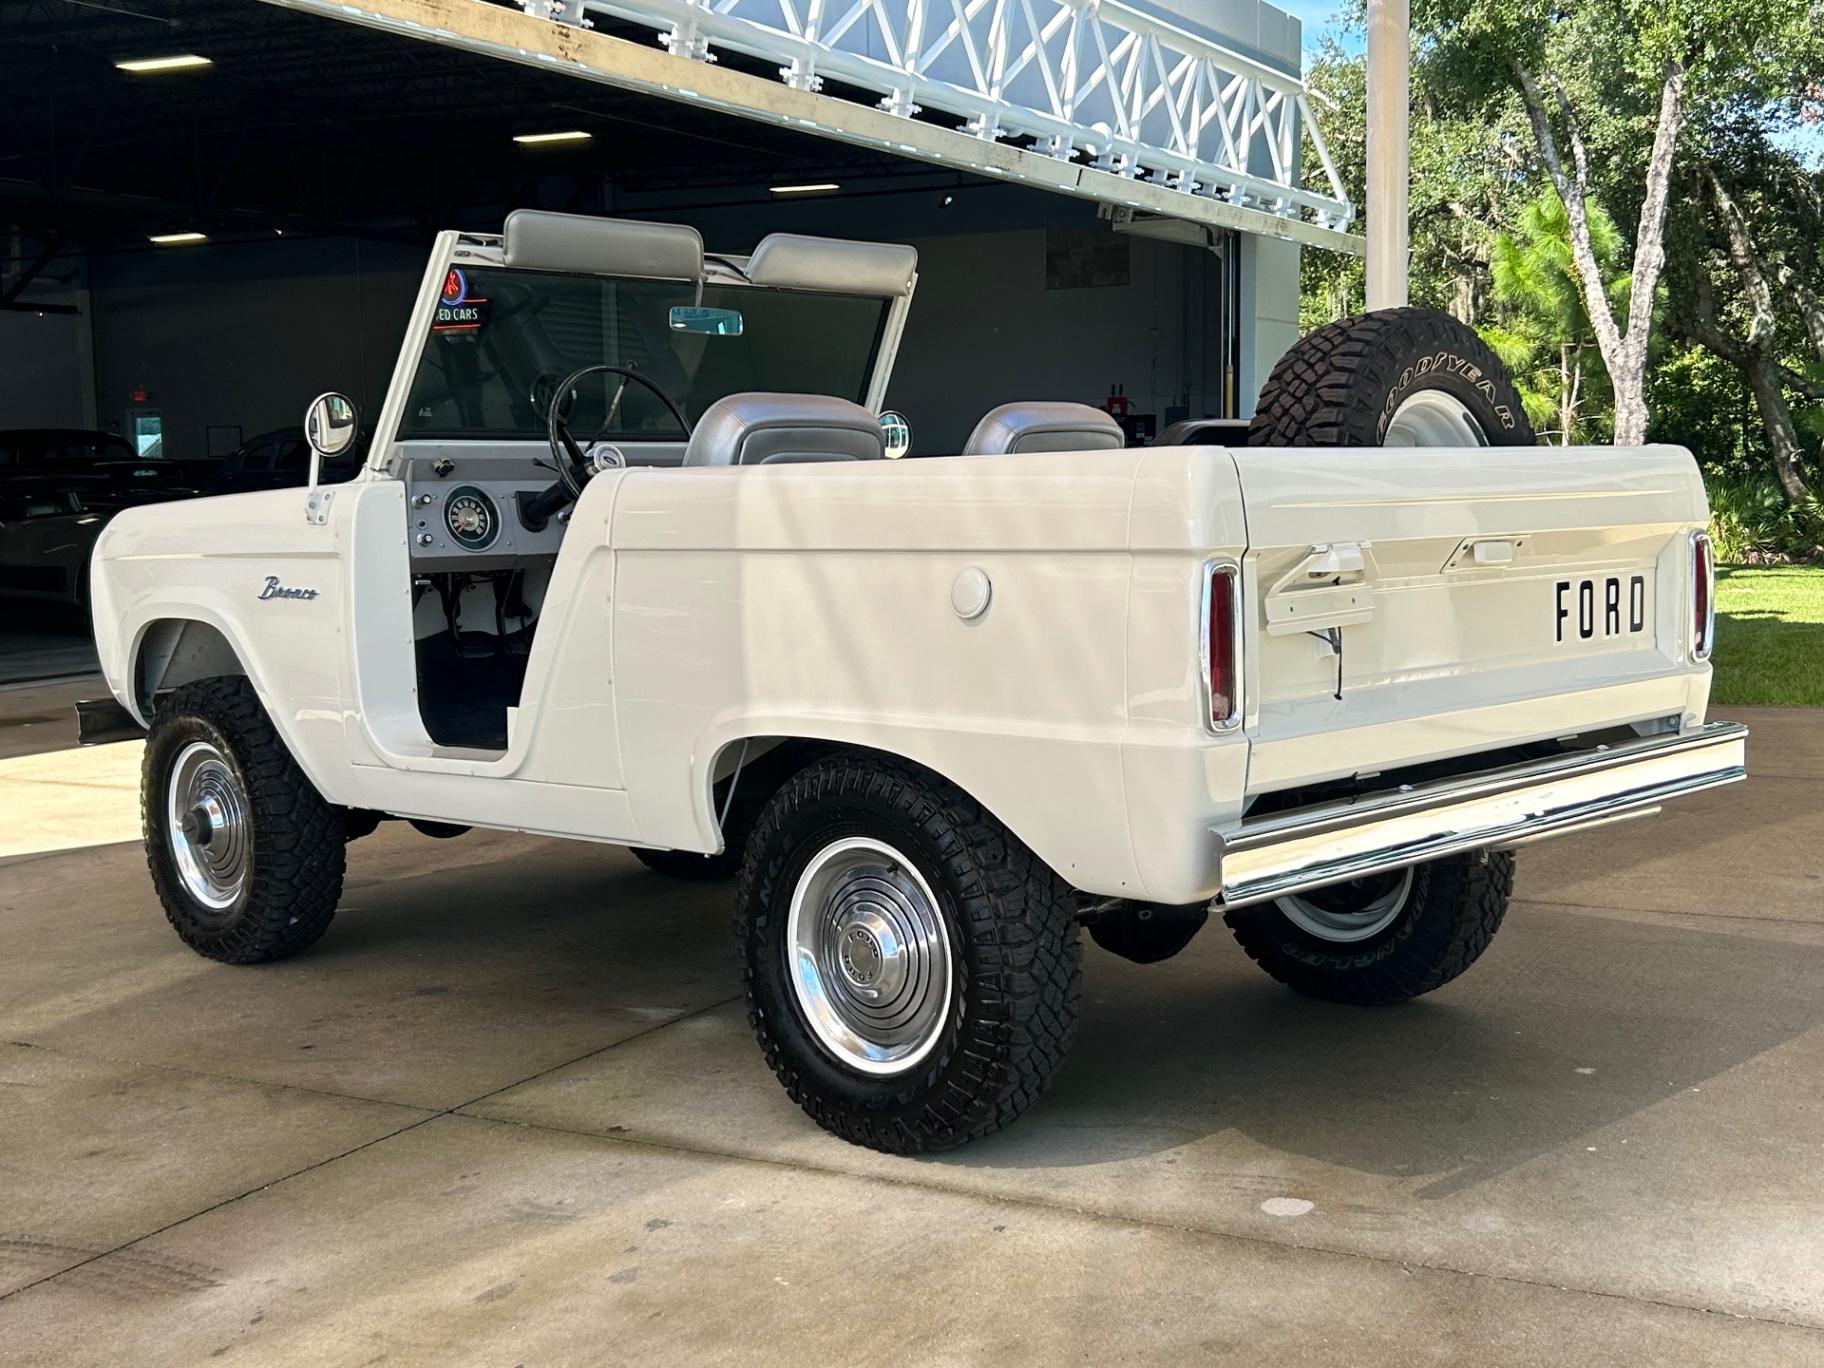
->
[365,231,913,473]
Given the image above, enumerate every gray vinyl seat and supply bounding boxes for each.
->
[682,393,886,466]
[963,401,1125,456]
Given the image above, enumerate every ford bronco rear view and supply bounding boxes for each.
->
[82,211,1746,1152]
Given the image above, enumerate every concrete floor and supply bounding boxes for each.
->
[1,709,1821,1365]
[0,601,98,689]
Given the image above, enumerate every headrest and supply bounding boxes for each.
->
[746,234,918,297]
[683,393,886,467]
[963,402,1125,456]
[502,210,703,282]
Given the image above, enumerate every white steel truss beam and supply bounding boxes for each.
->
[256,0,1362,252]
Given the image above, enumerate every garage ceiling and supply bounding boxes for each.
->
[0,0,957,251]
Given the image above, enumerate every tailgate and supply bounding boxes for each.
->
[1231,444,1712,793]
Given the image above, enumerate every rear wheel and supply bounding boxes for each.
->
[143,677,344,964]
[1224,852,1513,1005]
[737,752,1081,1153]
[1250,307,1534,448]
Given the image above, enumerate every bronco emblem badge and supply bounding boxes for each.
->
[258,576,318,601]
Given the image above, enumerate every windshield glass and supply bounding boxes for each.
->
[400,267,890,440]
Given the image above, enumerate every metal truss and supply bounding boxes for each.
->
[542,0,1353,229]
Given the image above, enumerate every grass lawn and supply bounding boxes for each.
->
[1711,565,1824,707]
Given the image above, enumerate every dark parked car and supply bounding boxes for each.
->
[211,427,365,494]
[0,428,199,508]
[0,473,110,604]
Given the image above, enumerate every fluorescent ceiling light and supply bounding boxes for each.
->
[149,232,207,245]
[770,182,840,194]
[513,130,592,144]
[115,54,213,72]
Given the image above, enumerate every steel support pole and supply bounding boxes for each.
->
[1364,0,1409,309]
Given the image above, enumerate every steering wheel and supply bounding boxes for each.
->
[545,364,691,500]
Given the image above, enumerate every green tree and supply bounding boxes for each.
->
[1413,0,1821,444]
[1480,190,1625,441]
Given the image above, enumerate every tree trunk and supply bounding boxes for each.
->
[1559,343,1572,443]
[1705,170,1813,503]
[1510,59,1686,445]
[1742,354,1813,503]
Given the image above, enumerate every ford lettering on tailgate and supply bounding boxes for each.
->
[1556,576,1647,643]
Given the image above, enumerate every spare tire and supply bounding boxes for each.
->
[1249,307,1534,448]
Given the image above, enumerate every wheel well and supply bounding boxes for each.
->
[136,619,247,715]
[708,737,833,837]
[708,737,976,847]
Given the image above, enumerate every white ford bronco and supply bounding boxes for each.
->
[83,211,1746,1152]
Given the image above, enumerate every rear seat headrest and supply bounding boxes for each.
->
[963,402,1124,456]
[683,393,886,466]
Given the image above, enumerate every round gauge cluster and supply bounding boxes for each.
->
[443,485,499,551]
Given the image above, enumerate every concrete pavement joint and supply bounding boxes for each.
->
[0,993,743,1306]
[446,1110,1824,1338]
[1519,896,1824,934]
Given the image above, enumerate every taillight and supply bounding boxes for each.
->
[1690,530,1715,661]
[1205,563,1240,730]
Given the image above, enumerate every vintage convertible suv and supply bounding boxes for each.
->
[84,211,1746,1153]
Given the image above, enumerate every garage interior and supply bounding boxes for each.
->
[1,0,1321,471]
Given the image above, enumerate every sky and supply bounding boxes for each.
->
[1272,0,1363,62]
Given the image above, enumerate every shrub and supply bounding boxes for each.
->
[1703,470,1824,565]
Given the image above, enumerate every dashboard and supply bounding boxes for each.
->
[393,440,683,570]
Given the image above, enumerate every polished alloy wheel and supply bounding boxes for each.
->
[166,739,251,909]
[1384,389,1489,447]
[1275,866,1415,944]
[786,835,953,1075]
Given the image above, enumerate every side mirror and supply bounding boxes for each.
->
[302,392,357,525]
[878,410,912,459]
[304,392,359,474]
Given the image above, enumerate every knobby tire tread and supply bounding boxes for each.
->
[144,676,344,964]
[1225,853,1514,1006]
[736,752,1081,1153]
[1249,307,1534,448]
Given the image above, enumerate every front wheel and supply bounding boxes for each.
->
[737,752,1082,1153]
[1224,851,1513,1005]
[143,676,345,963]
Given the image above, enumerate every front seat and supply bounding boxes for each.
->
[963,402,1124,456]
[683,393,885,466]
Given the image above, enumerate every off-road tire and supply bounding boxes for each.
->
[1224,852,1513,1005]
[1250,307,1534,447]
[144,676,345,963]
[737,751,1082,1153]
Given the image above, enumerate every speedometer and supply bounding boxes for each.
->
[443,485,499,551]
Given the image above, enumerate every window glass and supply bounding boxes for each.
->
[401,268,889,440]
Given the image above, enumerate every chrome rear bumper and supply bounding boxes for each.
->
[1216,721,1748,908]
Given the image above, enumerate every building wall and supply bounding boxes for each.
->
[1238,233,1302,418]
[886,228,1231,454]
[86,238,426,458]
[0,309,88,429]
[1,217,1306,459]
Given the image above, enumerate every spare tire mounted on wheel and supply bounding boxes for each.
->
[1250,306,1535,449]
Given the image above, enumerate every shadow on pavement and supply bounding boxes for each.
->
[946,906,1824,1195]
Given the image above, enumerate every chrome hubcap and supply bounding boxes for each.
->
[1277,866,1415,943]
[1384,390,1488,447]
[786,836,953,1076]
[167,740,250,909]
